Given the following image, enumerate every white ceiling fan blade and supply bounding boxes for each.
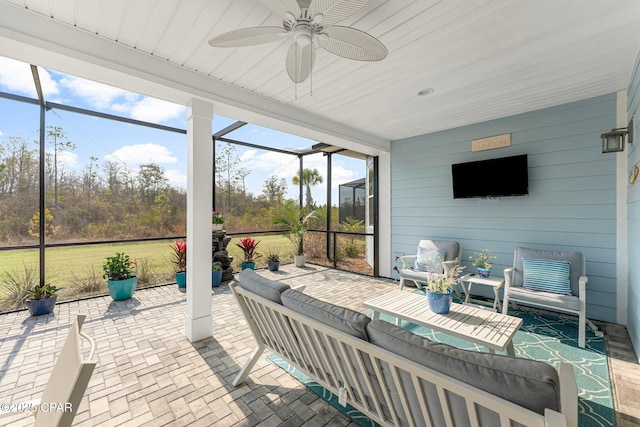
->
[209,27,287,47]
[318,26,387,61]
[260,0,301,19]
[309,0,371,26]
[286,42,316,83]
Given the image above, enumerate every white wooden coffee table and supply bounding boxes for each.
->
[363,290,522,356]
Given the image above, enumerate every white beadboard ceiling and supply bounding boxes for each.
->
[1,0,640,150]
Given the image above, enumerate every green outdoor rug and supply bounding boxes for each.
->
[268,294,614,427]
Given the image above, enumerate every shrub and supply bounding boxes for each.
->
[345,244,359,258]
[135,257,156,284]
[0,263,38,310]
[102,252,136,281]
[71,266,105,295]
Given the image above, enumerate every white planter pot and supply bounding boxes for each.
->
[211,224,224,231]
[294,255,306,268]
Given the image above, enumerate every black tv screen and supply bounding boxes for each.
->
[452,154,528,199]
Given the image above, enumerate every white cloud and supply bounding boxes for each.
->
[105,143,177,166]
[165,169,187,189]
[0,130,4,137]
[240,150,299,176]
[59,75,131,109]
[110,96,184,123]
[58,76,184,123]
[129,97,184,123]
[57,151,79,170]
[0,57,59,97]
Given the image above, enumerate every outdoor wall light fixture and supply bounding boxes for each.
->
[601,119,633,153]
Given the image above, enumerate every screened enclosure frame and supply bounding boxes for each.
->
[0,62,380,288]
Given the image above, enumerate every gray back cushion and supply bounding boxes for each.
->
[367,319,560,417]
[420,240,460,261]
[281,289,371,341]
[237,270,290,304]
[513,247,584,295]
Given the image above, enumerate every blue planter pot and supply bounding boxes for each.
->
[427,289,453,314]
[477,267,492,278]
[108,277,137,301]
[27,296,57,316]
[212,269,222,288]
[176,271,186,291]
[241,262,255,271]
[268,261,280,272]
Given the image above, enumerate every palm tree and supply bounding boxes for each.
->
[292,168,323,212]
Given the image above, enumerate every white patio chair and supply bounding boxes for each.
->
[398,240,462,291]
[0,314,97,426]
[502,247,601,348]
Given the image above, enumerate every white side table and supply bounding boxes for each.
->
[459,274,505,311]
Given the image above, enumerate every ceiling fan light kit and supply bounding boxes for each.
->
[209,0,387,84]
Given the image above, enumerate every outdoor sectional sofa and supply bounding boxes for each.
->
[231,270,578,427]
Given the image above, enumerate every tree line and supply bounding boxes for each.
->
[0,126,326,245]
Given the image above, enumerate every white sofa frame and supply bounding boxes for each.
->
[230,281,578,427]
[0,314,97,427]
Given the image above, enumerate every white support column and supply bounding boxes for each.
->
[616,90,629,325]
[378,151,392,278]
[185,98,213,342]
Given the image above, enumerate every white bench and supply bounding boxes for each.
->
[230,271,578,427]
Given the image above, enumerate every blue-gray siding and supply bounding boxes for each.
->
[627,53,640,358]
[391,94,617,323]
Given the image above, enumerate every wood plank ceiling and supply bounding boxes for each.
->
[2,0,640,141]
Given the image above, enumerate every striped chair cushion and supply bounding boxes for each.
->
[522,258,572,295]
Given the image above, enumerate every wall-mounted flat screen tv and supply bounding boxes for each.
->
[452,154,528,199]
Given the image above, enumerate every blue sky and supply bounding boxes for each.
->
[0,56,365,204]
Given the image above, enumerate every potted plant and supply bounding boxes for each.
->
[265,249,280,272]
[273,201,318,268]
[425,258,464,314]
[171,240,187,292]
[212,210,225,231]
[212,263,222,287]
[469,249,497,278]
[102,252,137,301]
[27,283,62,316]
[236,237,261,270]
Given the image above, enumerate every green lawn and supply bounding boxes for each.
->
[0,234,294,306]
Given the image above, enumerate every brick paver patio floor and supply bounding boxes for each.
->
[1,264,638,426]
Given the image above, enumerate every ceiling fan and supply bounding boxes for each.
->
[208,0,388,83]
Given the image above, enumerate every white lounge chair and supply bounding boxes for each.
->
[0,314,97,426]
[397,239,462,291]
[503,247,600,348]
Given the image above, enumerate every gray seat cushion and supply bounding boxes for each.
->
[506,286,580,312]
[513,247,583,296]
[366,319,561,417]
[281,289,371,341]
[237,270,290,304]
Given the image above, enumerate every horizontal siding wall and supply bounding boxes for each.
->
[391,94,617,323]
[627,53,640,359]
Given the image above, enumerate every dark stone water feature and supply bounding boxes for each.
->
[212,230,234,282]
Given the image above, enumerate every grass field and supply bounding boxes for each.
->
[0,234,294,308]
